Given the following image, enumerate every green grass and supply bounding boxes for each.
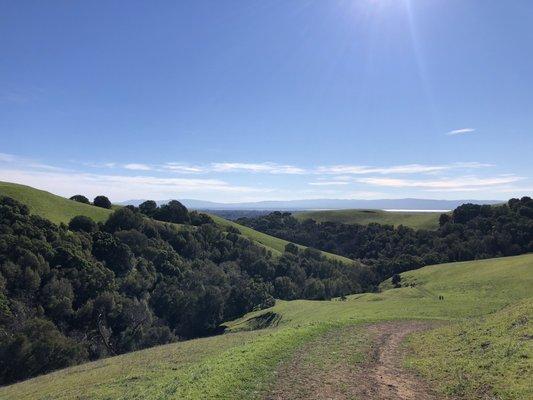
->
[208,213,354,264]
[294,208,443,230]
[0,181,112,224]
[3,254,531,399]
[407,299,532,399]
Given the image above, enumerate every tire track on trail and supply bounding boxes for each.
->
[265,321,444,400]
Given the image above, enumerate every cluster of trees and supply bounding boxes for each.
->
[238,198,533,280]
[0,196,368,385]
[70,194,112,209]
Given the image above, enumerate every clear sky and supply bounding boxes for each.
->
[1,0,532,202]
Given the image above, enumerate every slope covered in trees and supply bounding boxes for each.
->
[0,196,368,385]
[0,181,349,264]
[238,198,533,280]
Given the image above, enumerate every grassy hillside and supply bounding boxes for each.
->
[294,209,443,230]
[0,181,352,265]
[3,254,531,399]
[0,181,112,224]
[408,299,532,399]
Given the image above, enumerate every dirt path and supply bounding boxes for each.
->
[265,321,443,400]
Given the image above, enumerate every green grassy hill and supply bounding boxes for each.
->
[3,254,531,399]
[0,181,112,224]
[0,181,352,264]
[294,208,443,230]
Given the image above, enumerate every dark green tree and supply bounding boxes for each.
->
[68,215,97,232]
[70,195,90,204]
[93,195,112,209]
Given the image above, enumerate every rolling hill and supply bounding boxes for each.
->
[294,209,444,230]
[2,254,531,399]
[0,181,352,264]
[0,181,113,224]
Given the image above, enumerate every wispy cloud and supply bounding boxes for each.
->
[0,169,272,201]
[357,175,523,190]
[308,181,350,186]
[162,163,205,173]
[447,128,476,136]
[211,162,306,175]
[316,162,491,175]
[0,152,65,171]
[123,163,152,171]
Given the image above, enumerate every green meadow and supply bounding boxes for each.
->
[294,208,443,230]
[2,253,531,400]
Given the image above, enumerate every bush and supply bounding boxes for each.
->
[155,200,189,224]
[68,215,97,232]
[93,195,112,209]
[69,195,90,204]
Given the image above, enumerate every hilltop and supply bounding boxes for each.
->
[2,254,531,399]
[0,181,112,224]
[294,208,443,230]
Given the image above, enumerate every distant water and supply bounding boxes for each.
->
[384,209,450,213]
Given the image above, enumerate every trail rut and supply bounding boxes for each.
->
[265,321,444,400]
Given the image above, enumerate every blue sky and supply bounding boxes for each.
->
[1,0,532,202]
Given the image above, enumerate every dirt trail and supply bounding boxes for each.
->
[353,321,440,400]
[265,321,442,400]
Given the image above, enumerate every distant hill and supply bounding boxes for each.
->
[294,209,444,230]
[119,197,502,211]
[0,181,351,265]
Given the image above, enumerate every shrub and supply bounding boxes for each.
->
[93,195,112,209]
[69,215,97,232]
[69,195,90,204]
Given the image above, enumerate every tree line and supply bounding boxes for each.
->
[0,197,368,385]
[237,198,533,279]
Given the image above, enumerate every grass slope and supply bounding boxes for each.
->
[0,181,112,224]
[3,254,531,400]
[294,209,443,230]
[407,299,532,399]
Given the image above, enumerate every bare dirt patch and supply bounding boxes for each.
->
[264,321,445,400]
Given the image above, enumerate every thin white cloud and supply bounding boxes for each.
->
[123,163,152,171]
[316,162,491,175]
[308,181,350,186]
[0,152,66,171]
[447,128,476,136]
[0,169,272,201]
[162,163,205,173]
[357,175,523,190]
[211,162,306,175]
